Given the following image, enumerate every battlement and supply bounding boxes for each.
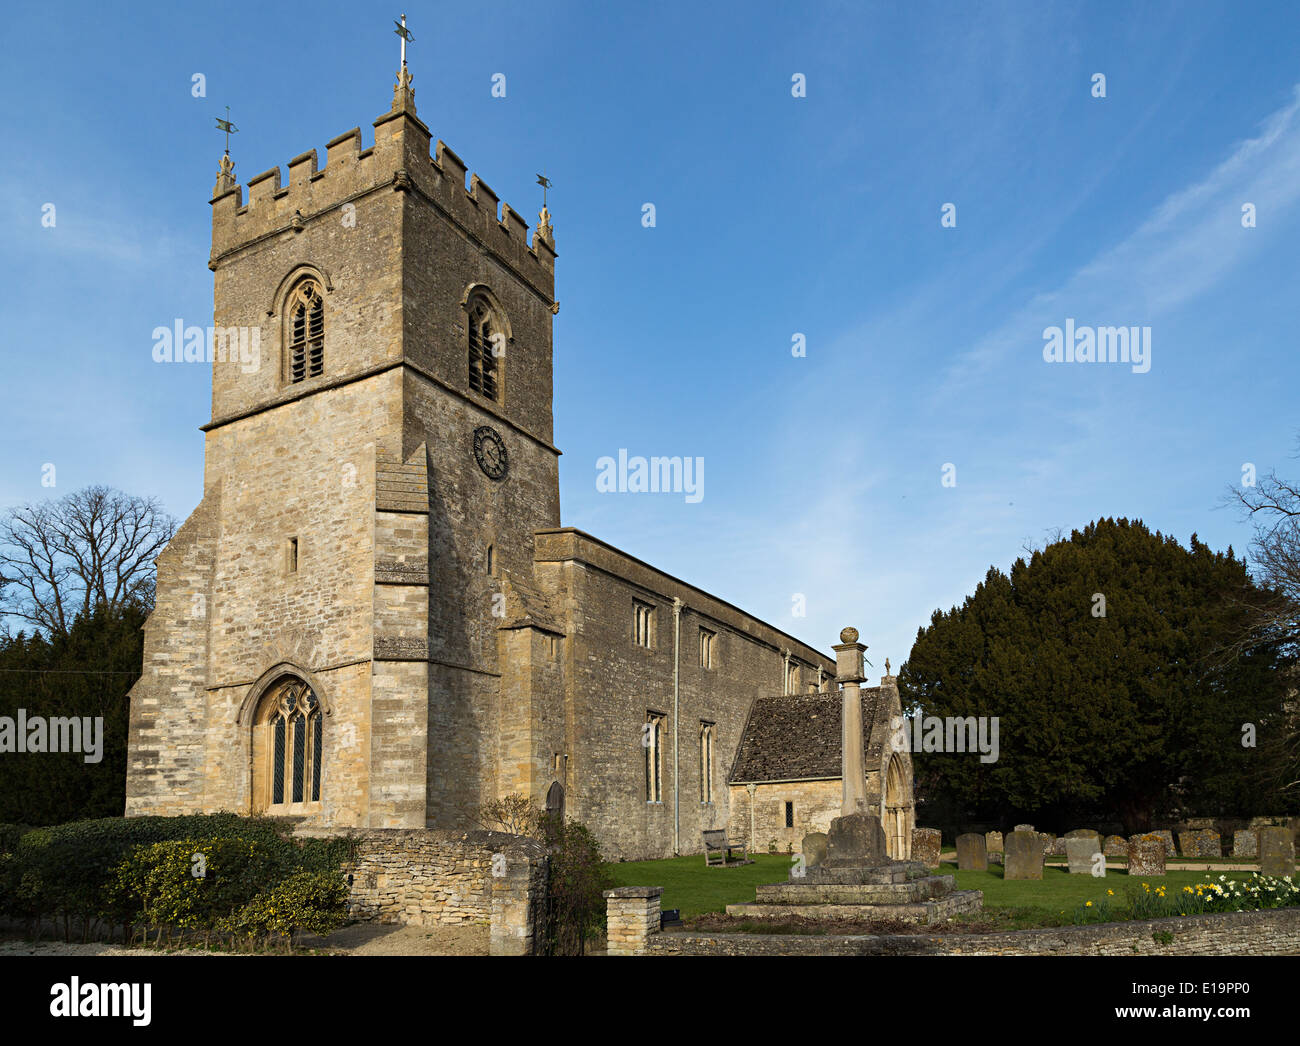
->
[210,107,556,287]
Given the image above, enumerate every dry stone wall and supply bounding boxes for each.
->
[342,828,547,954]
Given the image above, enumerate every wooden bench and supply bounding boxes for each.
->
[703,829,748,867]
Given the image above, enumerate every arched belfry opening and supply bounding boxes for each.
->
[251,677,323,811]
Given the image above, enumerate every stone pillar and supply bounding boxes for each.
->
[604,886,663,956]
[833,627,867,816]
[488,840,549,956]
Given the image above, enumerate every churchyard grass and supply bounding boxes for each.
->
[604,856,1298,929]
[603,853,796,919]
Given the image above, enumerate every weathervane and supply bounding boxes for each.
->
[394,13,413,66]
[215,106,238,158]
[535,174,555,250]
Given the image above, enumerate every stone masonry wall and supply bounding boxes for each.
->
[637,908,1300,956]
[533,528,835,861]
[726,779,842,854]
[343,828,547,954]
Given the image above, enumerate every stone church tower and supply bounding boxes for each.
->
[127,69,562,828]
[127,59,892,860]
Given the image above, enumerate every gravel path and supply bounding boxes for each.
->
[0,921,490,957]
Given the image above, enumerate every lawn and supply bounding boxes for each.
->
[952,864,1222,914]
[603,854,798,920]
[602,854,1259,923]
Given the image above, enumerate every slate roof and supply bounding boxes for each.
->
[729,689,882,783]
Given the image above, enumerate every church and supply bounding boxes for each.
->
[125,52,913,861]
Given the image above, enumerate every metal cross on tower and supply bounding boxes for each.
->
[394,13,413,66]
[215,106,238,157]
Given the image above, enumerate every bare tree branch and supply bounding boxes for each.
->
[0,485,176,637]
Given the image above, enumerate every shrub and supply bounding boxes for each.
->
[0,824,32,856]
[0,813,352,943]
[539,814,614,956]
[111,838,277,945]
[220,870,349,948]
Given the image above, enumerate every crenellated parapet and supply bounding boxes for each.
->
[209,106,556,293]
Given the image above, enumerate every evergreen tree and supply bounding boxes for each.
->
[899,518,1290,833]
[0,603,145,824]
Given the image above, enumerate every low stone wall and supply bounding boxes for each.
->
[604,890,1300,956]
[342,828,548,955]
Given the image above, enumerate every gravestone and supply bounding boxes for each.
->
[1259,827,1296,878]
[1232,830,1257,858]
[1152,830,1175,857]
[1065,836,1102,875]
[1014,824,1034,833]
[1066,829,1101,851]
[911,828,941,869]
[985,830,1003,853]
[1128,836,1166,877]
[1005,830,1043,880]
[1103,834,1127,857]
[1179,829,1221,859]
[956,833,988,871]
[1048,835,1065,857]
[802,831,827,869]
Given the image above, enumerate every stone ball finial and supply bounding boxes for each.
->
[839,626,859,644]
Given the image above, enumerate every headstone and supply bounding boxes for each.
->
[1186,817,1215,830]
[1066,829,1101,851]
[1103,834,1127,857]
[1179,828,1221,858]
[911,827,941,869]
[1048,834,1064,857]
[985,830,1003,853]
[1013,824,1034,833]
[1152,829,1175,857]
[1065,836,1102,875]
[1232,830,1257,858]
[956,833,988,871]
[1127,836,1166,877]
[802,831,827,869]
[1259,827,1296,878]
[1005,830,1043,880]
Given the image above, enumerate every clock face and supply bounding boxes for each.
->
[473,425,508,480]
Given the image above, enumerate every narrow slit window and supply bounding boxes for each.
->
[785,801,794,829]
[634,601,654,649]
[699,628,715,669]
[645,712,664,802]
[699,721,714,803]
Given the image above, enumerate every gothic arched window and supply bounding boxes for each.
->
[287,280,324,383]
[467,295,502,400]
[254,679,323,808]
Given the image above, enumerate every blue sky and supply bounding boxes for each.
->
[2,1,1298,666]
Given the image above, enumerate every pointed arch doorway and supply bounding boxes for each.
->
[545,781,565,823]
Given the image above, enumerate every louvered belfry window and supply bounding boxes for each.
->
[288,280,324,383]
[467,297,500,400]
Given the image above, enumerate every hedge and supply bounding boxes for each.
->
[0,813,352,947]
